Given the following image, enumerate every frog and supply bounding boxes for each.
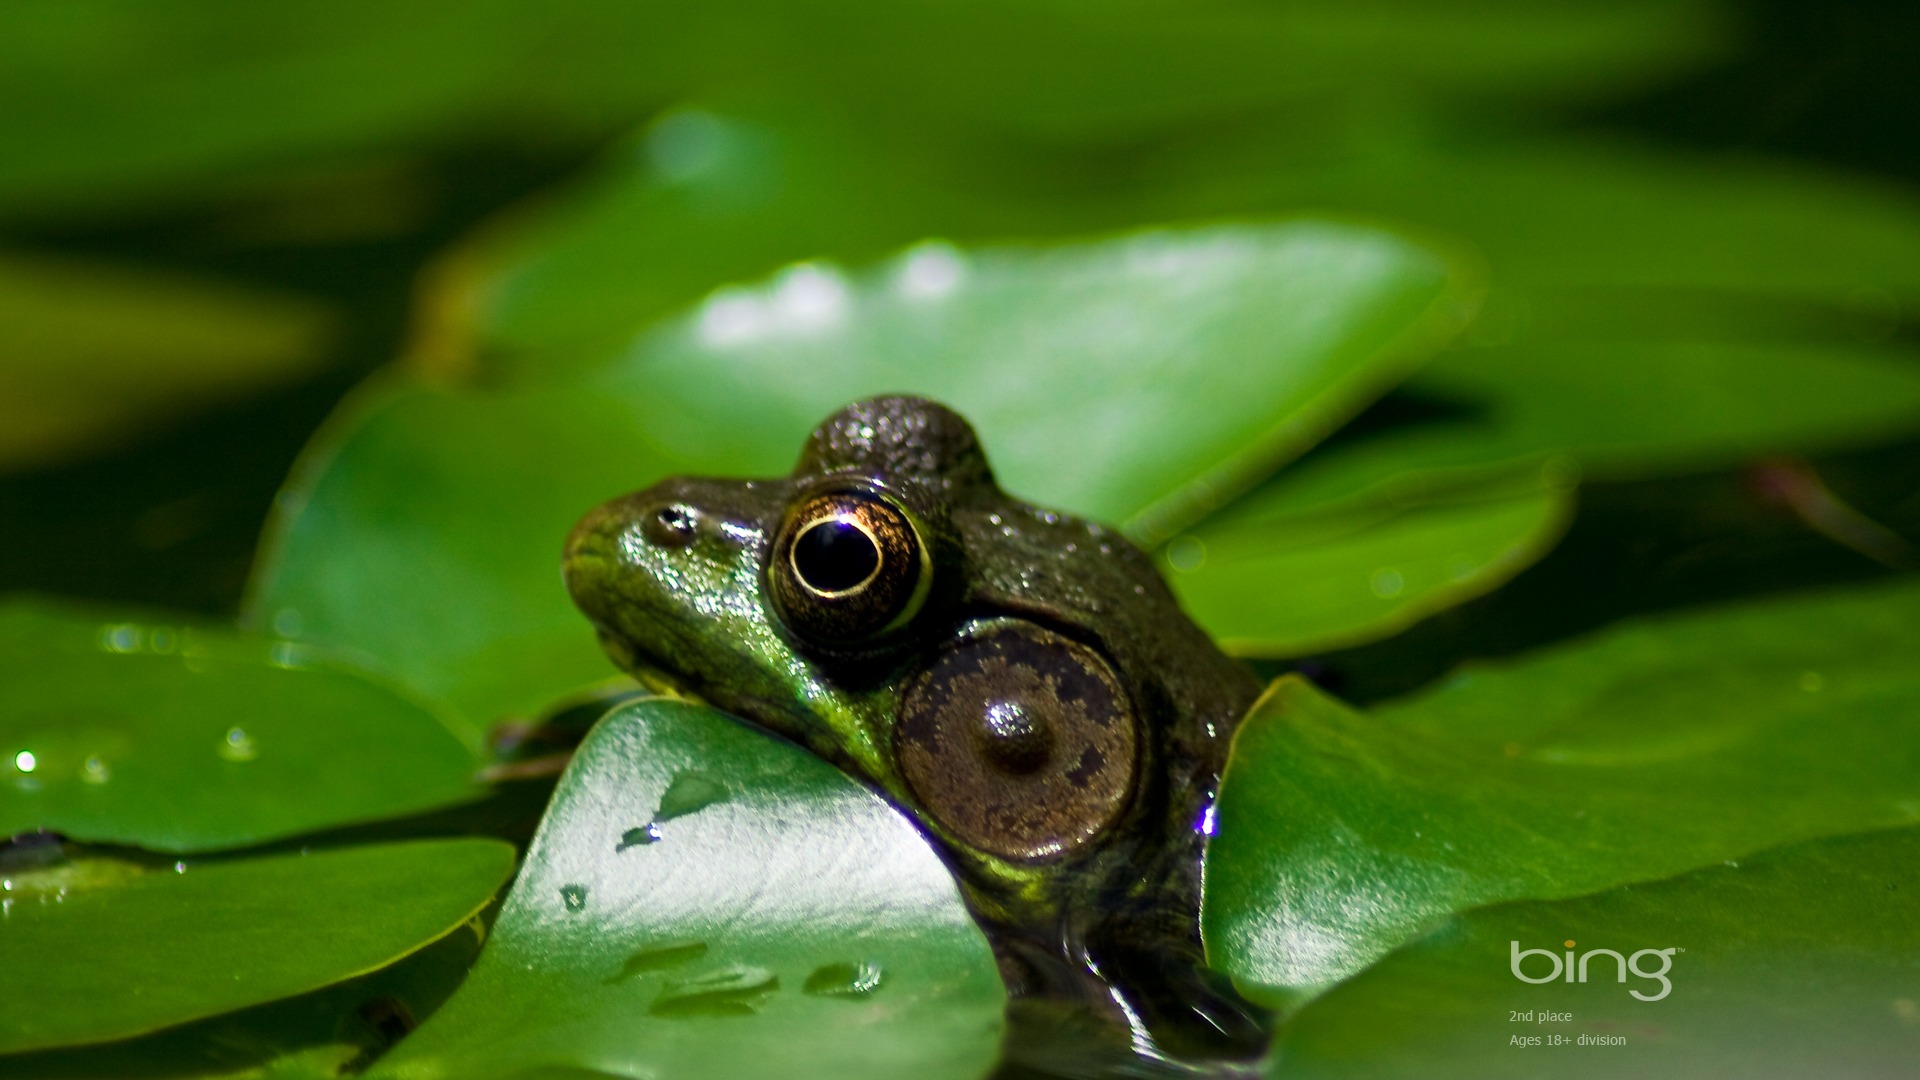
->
[563,395,1269,1068]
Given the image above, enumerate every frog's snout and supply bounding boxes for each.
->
[561,498,623,622]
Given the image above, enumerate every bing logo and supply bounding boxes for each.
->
[1510,939,1678,1001]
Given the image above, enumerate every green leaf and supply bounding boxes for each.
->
[248,378,680,724]
[370,697,1005,1080]
[0,599,485,851]
[0,252,330,471]
[1273,826,1920,1078]
[1417,325,1920,477]
[250,222,1468,722]
[0,838,514,1055]
[586,221,1469,541]
[0,920,485,1079]
[1201,578,1920,1009]
[1165,455,1575,655]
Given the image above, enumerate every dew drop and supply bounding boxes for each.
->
[649,965,778,1018]
[1369,567,1406,598]
[560,884,588,912]
[606,940,708,983]
[13,751,35,774]
[219,727,257,763]
[82,757,109,784]
[1164,536,1206,573]
[100,624,140,654]
[617,823,663,851]
[803,961,884,998]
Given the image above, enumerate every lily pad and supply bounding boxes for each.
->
[0,599,485,851]
[0,838,514,1055]
[0,252,330,471]
[1413,313,1920,479]
[1202,577,1920,1009]
[1274,826,1920,1078]
[588,222,1469,542]
[249,222,1468,723]
[1165,455,1575,655]
[0,914,486,1079]
[370,697,1005,1080]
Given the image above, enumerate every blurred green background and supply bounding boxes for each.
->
[2,0,1915,706]
[4,2,1920,1077]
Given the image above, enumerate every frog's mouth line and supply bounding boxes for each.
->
[594,625,704,705]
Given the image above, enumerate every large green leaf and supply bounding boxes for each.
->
[1273,826,1920,1078]
[588,221,1467,541]
[0,1,1718,220]
[371,697,1004,1080]
[0,599,485,850]
[1202,578,1920,1009]
[0,252,330,471]
[0,838,514,1055]
[250,221,1467,723]
[1165,455,1575,655]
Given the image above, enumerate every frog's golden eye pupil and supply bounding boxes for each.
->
[770,488,932,647]
[792,517,881,595]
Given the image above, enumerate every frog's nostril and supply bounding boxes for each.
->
[644,503,700,549]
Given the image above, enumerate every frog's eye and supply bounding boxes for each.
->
[770,489,932,646]
[894,623,1138,862]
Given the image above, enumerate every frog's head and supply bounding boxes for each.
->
[564,395,1256,933]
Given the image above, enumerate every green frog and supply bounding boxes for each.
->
[563,395,1268,1068]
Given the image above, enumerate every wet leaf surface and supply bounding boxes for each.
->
[0,838,514,1055]
[1273,826,1920,1078]
[0,599,485,851]
[1203,578,1920,1008]
[371,697,1005,1080]
[250,222,1466,723]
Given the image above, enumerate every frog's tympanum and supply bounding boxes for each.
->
[564,396,1268,1067]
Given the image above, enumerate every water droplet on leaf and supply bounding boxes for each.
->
[606,940,708,983]
[219,727,257,762]
[803,961,884,998]
[560,884,588,912]
[649,965,778,1018]
[617,823,663,851]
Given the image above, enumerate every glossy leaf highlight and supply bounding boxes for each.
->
[373,697,1005,1080]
